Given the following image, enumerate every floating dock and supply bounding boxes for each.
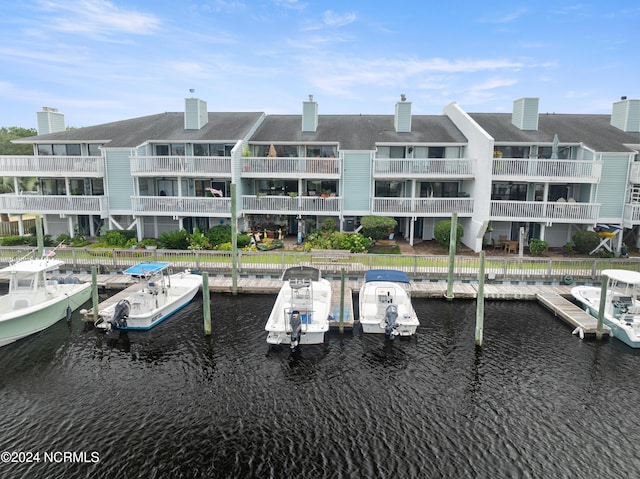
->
[81,281,145,322]
[328,283,355,330]
[536,292,610,338]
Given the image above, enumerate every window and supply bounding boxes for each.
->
[427,147,445,158]
[170,144,185,156]
[376,146,406,158]
[193,144,209,156]
[491,182,527,201]
[155,144,169,156]
[66,144,81,156]
[88,144,102,156]
[538,146,571,160]
[37,144,53,155]
[494,146,529,158]
[305,145,337,158]
[53,144,66,156]
[375,181,403,197]
[420,182,459,197]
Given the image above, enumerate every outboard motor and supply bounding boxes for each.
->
[289,310,302,352]
[384,304,398,340]
[109,299,130,329]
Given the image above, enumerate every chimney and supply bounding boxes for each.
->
[302,94,318,132]
[511,97,539,130]
[36,107,65,134]
[394,94,412,133]
[611,98,640,132]
[184,96,208,130]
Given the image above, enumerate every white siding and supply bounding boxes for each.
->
[342,152,372,212]
[511,97,539,131]
[105,149,135,211]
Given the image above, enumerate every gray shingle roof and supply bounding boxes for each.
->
[15,112,265,148]
[469,113,640,152]
[250,115,467,150]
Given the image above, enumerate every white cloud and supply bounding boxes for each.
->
[322,10,357,27]
[476,8,528,24]
[37,0,161,37]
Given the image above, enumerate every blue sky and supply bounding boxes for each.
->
[1,0,639,129]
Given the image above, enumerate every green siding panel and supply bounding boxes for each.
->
[596,154,628,217]
[106,150,135,210]
[342,152,372,211]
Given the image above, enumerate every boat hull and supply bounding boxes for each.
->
[572,285,640,348]
[265,269,332,347]
[98,272,202,331]
[0,283,92,347]
[358,277,419,337]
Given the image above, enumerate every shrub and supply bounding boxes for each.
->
[0,235,30,246]
[206,225,231,247]
[434,220,464,249]
[187,228,211,250]
[158,229,189,250]
[103,230,129,248]
[529,238,548,256]
[572,230,600,254]
[360,216,397,241]
[237,233,251,248]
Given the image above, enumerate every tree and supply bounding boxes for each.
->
[0,126,38,222]
[0,127,37,155]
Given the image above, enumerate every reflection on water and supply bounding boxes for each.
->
[1,294,640,478]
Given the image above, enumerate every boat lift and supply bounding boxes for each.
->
[590,224,622,255]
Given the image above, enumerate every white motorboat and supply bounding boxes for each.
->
[95,262,202,332]
[0,255,91,347]
[359,269,419,339]
[571,269,640,348]
[265,266,332,351]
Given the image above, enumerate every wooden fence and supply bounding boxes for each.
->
[0,218,36,236]
[0,246,638,283]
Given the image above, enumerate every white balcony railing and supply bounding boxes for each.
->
[373,158,474,178]
[623,203,640,227]
[131,156,232,177]
[372,197,474,216]
[0,156,105,177]
[490,200,600,223]
[0,194,107,216]
[492,158,602,182]
[131,196,231,216]
[630,163,640,184]
[242,195,341,214]
[241,157,341,178]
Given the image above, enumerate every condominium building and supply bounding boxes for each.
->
[2,95,640,253]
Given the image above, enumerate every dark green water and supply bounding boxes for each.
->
[0,295,638,478]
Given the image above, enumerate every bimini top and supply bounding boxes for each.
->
[0,258,65,274]
[364,269,411,284]
[123,262,169,277]
[281,266,321,282]
[602,269,640,286]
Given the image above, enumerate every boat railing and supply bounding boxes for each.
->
[1,246,640,283]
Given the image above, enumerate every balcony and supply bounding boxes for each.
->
[490,200,600,223]
[242,195,341,214]
[131,196,231,216]
[241,157,341,179]
[0,156,105,177]
[630,163,640,184]
[623,203,640,228]
[373,158,474,179]
[492,158,602,183]
[372,197,474,216]
[131,156,232,178]
[0,194,107,217]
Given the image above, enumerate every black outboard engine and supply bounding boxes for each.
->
[289,310,302,352]
[384,304,398,340]
[109,299,130,329]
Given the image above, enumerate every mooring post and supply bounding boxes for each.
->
[91,265,99,322]
[36,215,44,258]
[230,183,238,295]
[339,268,345,334]
[475,251,485,347]
[445,212,458,301]
[596,273,608,340]
[203,272,211,335]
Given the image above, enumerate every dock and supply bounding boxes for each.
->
[328,283,354,330]
[81,281,145,321]
[536,292,610,338]
[72,273,612,340]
